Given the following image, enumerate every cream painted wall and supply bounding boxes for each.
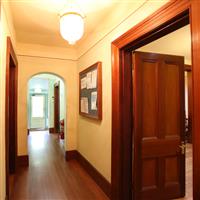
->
[138,24,191,64]
[0,1,171,198]
[0,2,17,199]
[17,43,77,61]
[77,0,169,182]
[17,55,78,155]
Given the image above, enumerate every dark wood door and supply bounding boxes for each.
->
[54,83,60,133]
[9,62,17,174]
[6,38,18,200]
[132,51,185,200]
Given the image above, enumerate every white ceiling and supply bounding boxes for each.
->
[8,0,146,48]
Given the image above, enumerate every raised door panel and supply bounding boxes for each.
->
[159,63,180,138]
[142,62,157,139]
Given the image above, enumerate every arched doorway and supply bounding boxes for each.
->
[27,73,66,140]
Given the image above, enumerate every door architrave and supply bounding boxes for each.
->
[5,37,18,200]
[111,0,199,199]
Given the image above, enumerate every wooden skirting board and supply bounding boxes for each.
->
[17,155,29,168]
[65,150,78,161]
[49,127,55,133]
[65,150,111,198]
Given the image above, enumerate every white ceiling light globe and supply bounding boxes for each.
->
[60,12,84,45]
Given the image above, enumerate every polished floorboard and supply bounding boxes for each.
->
[11,131,108,200]
[11,131,192,200]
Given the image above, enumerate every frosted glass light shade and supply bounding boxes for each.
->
[60,12,84,45]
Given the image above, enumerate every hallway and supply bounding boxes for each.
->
[11,131,108,200]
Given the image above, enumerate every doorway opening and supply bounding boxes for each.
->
[111,1,200,199]
[28,73,65,139]
[5,37,18,200]
[54,82,60,133]
[132,23,192,199]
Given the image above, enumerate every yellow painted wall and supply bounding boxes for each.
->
[17,54,78,155]
[0,2,17,199]
[77,0,169,182]
[138,24,191,64]
[0,1,171,198]
[17,43,77,61]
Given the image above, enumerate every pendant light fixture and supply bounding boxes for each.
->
[59,3,85,45]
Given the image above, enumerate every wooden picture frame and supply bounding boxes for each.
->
[79,62,102,120]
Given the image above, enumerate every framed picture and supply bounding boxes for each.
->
[79,62,102,120]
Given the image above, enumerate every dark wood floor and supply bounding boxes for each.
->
[11,131,109,200]
[11,131,192,200]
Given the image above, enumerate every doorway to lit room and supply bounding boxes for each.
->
[27,73,66,162]
[28,73,65,135]
[30,93,47,130]
[111,3,200,199]
[133,24,192,200]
